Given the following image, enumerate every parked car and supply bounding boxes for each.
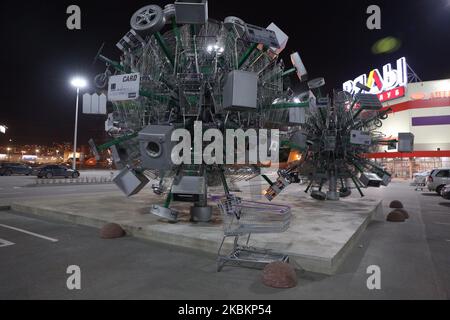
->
[0,162,33,176]
[427,168,450,194]
[35,165,80,179]
[441,184,450,200]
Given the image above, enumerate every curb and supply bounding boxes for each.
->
[9,199,379,275]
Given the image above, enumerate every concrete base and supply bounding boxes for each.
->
[9,189,381,275]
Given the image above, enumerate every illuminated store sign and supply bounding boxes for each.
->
[343,57,408,102]
[378,86,405,102]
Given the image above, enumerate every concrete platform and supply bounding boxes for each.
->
[9,189,381,275]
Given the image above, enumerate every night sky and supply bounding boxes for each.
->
[1,0,449,146]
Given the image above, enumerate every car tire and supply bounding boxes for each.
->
[130,5,165,36]
[436,185,445,195]
[45,172,53,179]
[72,172,80,178]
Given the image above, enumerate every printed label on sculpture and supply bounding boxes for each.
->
[108,73,140,101]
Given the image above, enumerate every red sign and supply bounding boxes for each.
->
[377,86,406,102]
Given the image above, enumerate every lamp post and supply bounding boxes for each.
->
[70,77,87,171]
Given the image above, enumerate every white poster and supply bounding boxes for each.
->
[107,73,140,101]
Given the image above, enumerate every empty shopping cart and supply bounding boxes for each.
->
[216,196,292,271]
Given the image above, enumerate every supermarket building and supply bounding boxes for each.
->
[343,57,450,178]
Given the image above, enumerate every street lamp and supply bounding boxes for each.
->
[70,76,87,171]
[6,147,11,161]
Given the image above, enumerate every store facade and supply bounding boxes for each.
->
[343,58,450,178]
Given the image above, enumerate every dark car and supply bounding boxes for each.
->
[0,162,33,176]
[36,165,80,179]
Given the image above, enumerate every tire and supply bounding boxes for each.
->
[130,5,165,36]
[163,4,175,21]
[45,172,53,179]
[72,172,80,179]
[311,190,327,201]
[224,16,246,36]
[339,187,352,198]
[436,185,445,195]
[94,70,111,89]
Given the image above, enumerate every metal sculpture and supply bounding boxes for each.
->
[88,1,413,224]
[265,81,410,201]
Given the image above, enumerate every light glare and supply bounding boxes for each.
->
[70,77,88,88]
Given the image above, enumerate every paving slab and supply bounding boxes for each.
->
[9,189,381,275]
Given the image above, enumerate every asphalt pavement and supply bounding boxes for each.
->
[0,175,449,299]
[0,170,119,206]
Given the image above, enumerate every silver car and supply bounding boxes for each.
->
[427,168,450,194]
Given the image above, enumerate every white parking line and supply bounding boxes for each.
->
[0,224,58,242]
[0,238,15,247]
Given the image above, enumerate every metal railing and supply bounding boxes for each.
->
[34,176,113,186]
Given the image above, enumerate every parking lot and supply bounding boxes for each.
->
[0,170,118,205]
[0,174,449,299]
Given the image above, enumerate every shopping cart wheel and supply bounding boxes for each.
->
[217,259,225,272]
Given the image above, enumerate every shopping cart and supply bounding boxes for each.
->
[216,196,292,271]
[413,174,427,191]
